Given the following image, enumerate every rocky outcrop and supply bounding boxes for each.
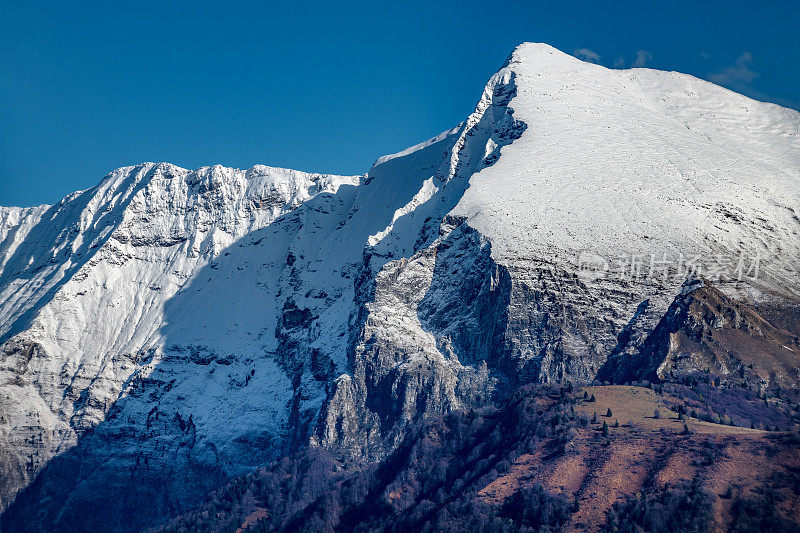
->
[600,278,800,389]
[315,219,509,462]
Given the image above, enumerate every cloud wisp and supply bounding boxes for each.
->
[710,52,757,85]
[632,50,653,68]
[573,48,601,63]
[607,50,652,69]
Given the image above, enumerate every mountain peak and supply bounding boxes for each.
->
[511,42,567,56]
[506,42,583,68]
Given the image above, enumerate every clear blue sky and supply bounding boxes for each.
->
[1,0,798,207]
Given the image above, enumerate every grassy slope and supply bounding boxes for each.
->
[153,385,800,533]
[481,385,800,532]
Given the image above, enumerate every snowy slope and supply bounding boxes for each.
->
[0,163,361,515]
[1,43,799,531]
[455,44,800,293]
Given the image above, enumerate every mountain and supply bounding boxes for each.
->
[154,384,800,533]
[0,43,799,532]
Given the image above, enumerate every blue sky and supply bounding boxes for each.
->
[1,0,798,206]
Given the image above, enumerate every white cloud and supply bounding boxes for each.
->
[632,50,652,68]
[573,48,601,63]
[613,57,626,68]
[710,52,757,85]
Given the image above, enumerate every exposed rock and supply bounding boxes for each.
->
[600,278,800,389]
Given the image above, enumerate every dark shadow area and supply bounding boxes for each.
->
[416,220,515,394]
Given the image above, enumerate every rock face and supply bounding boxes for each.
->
[314,218,511,462]
[1,43,800,531]
[601,278,800,388]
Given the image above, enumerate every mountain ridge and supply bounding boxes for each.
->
[1,42,799,531]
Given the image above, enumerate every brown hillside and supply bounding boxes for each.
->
[479,386,800,532]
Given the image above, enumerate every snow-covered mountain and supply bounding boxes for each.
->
[1,43,799,531]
